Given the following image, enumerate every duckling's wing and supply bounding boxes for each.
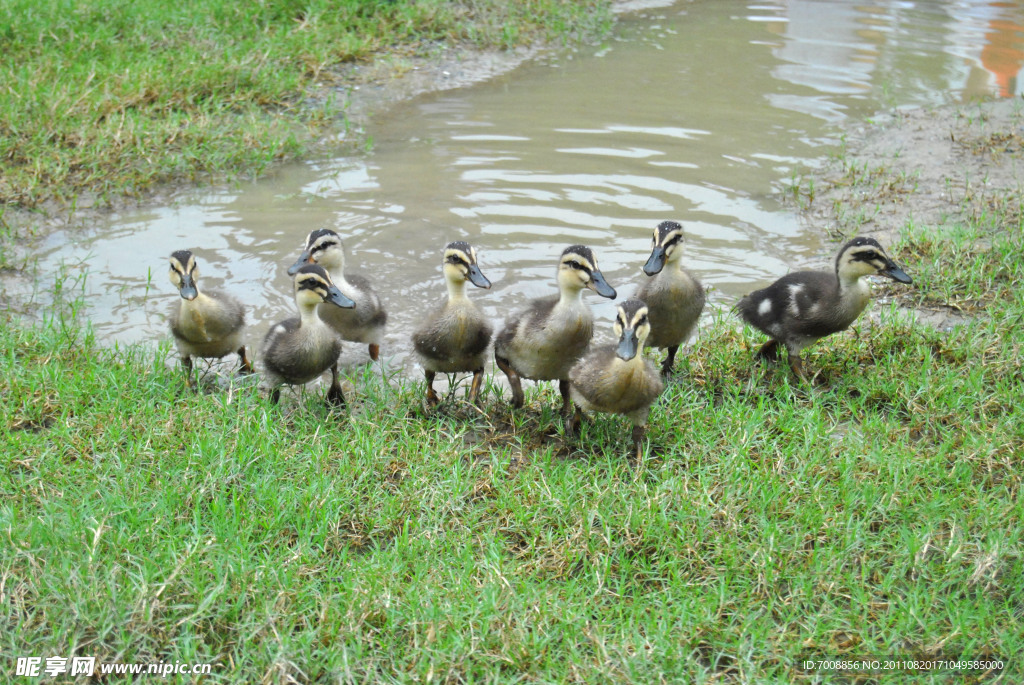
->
[570,346,620,399]
[495,294,558,356]
[262,316,301,347]
[341,274,387,328]
[167,299,184,338]
[783,272,848,337]
[412,298,460,359]
[204,289,246,336]
[737,271,843,339]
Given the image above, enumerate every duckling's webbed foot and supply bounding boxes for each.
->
[495,355,524,408]
[755,339,781,362]
[424,370,440,408]
[237,346,254,375]
[368,344,380,362]
[326,363,347,407]
[559,379,573,417]
[661,346,679,376]
[468,368,485,406]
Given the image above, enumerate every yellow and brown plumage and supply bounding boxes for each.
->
[287,228,387,361]
[167,249,252,385]
[494,244,617,414]
[261,264,355,406]
[568,298,664,459]
[635,220,705,375]
[412,241,493,407]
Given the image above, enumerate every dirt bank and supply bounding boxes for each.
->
[794,97,1024,329]
[802,98,1024,242]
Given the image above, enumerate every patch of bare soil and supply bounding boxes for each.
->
[796,97,1024,330]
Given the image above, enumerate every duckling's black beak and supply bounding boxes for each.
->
[588,270,617,299]
[467,263,491,289]
[881,262,913,284]
[178,274,198,301]
[642,246,666,276]
[287,250,313,276]
[325,284,356,309]
[616,328,640,361]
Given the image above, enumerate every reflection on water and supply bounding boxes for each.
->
[37,0,1024,377]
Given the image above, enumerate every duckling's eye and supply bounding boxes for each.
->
[638,315,649,326]
[570,261,583,270]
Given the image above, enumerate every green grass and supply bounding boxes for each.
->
[3,208,1022,681]
[0,0,614,209]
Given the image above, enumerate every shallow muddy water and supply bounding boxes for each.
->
[35,0,1024,379]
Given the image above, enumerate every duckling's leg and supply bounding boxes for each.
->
[237,346,254,374]
[468,368,485,406]
[755,339,781,362]
[182,355,195,388]
[424,370,440,408]
[269,387,281,404]
[326,363,347,406]
[368,344,380,362]
[787,352,808,382]
[631,424,646,462]
[495,355,524,408]
[559,380,573,417]
[661,345,679,376]
[566,406,583,437]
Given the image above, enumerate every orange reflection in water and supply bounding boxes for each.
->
[981,5,1024,97]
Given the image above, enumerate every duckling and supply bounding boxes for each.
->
[167,249,253,385]
[412,241,493,407]
[494,245,617,414]
[568,299,664,460]
[261,264,356,406]
[635,220,706,375]
[736,236,912,379]
[287,228,387,361]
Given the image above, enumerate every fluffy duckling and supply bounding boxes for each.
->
[635,220,706,375]
[494,245,617,414]
[412,241,493,407]
[287,228,387,361]
[262,264,356,406]
[736,236,912,379]
[167,250,253,385]
[568,299,664,460]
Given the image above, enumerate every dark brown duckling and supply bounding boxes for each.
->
[736,236,912,379]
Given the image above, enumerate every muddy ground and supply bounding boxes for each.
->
[803,97,1024,241]
[794,97,1024,330]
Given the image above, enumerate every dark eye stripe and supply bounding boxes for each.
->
[852,249,883,262]
[297,278,329,292]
